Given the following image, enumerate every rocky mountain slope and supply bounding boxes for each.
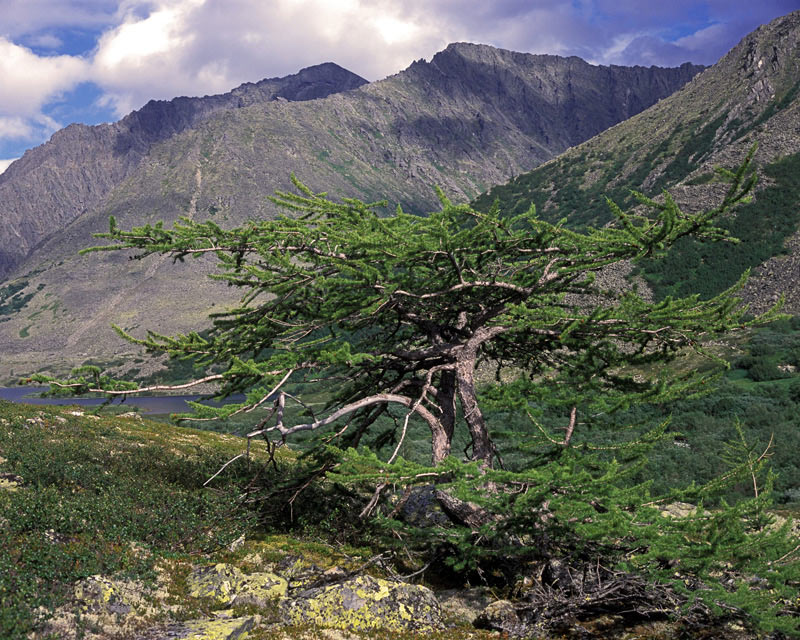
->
[0,45,702,378]
[474,10,800,313]
[0,62,368,281]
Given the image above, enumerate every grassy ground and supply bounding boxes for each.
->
[0,401,503,640]
[0,400,266,638]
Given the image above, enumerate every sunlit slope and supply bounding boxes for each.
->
[474,11,800,309]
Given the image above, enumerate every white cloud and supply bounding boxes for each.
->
[88,0,453,116]
[0,0,118,37]
[0,38,89,114]
[0,38,88,151]
[673,22,732,62]
[0,158,18,174]
[0,116,34,140]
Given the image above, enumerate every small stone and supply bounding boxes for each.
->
[474,599,521,633]
[228,534,246,552]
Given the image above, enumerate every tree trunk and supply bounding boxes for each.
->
[456,356,494,467]
[432,370,457,464]
[453,326,506,468]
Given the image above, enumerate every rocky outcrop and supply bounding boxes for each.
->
[186,563,288,606]
[403,43,702,151]
[283,574,441,632]
[36,561,443,640]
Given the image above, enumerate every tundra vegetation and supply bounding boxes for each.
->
[27,147,800,636]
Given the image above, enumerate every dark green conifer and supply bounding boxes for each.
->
[31,145,800,634]
[36,145,776,468]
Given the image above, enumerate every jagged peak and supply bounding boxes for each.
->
[717,9,800,83]
[236,62,367,95]
[415,41,704,78]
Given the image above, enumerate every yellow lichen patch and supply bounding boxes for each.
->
[188,563,288,608]
[181,615,257,640]
[235,571,289,605]
[284,576,441,633]
[0,474,22,491]
[189,563,245,605]
[34,574,166,640]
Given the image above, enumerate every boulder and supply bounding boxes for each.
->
[283,575,441,632]
[36,574,161,640]
[187,563,287,607]
[473,599,523,635]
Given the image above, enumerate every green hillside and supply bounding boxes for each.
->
[474,11,800,304]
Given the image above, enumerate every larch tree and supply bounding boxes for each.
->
[34,146,776,471]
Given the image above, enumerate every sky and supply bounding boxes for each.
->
[1,0,798,174]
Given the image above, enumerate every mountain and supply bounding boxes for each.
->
[474,10,800,314]
[0,45,703,379]
[0,62,369,281]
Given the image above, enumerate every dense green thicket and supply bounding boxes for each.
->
[641,151,800,299]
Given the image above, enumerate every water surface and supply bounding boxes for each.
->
[0,386,244,415]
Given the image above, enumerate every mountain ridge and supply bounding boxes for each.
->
[473,10,800,312]
[0,43,705,378]
[0,62,368,280]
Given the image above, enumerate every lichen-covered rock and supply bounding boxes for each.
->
[187,563,287,607]
[133,612,258,640]
[73,575,136,615]
[473,599,522,634]
[233,570,289,607]
[35,575,163,640]
[659,501,703,518]
[283,575,441,632]
[170,616,255,640]
[188,564,243,605]
[0,471,23,491]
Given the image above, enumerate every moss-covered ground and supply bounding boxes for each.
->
[0,401,265,638]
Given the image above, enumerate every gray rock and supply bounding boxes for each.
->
[186,563,288,607]
[474,599,523,634]
[282,574,442,632]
